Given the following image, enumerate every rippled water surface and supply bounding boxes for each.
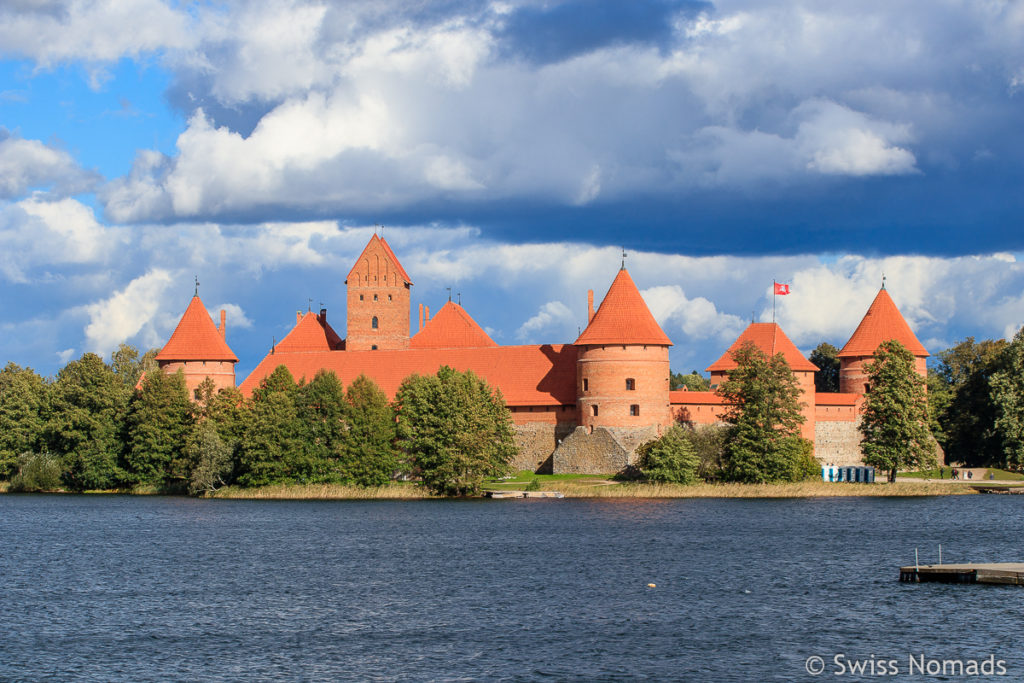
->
[2,494,1023,681]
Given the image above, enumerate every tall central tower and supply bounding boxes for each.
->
[345,234,413,350]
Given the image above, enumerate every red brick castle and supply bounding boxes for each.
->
[157,235,928,473]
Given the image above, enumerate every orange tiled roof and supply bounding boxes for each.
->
[155,296,238,362]
[575,268,672,346]
[814,393,861,406]
[838,288,928,358]
[346,234,412,286]
[275,312,345,353]
[707,322,817,372]
[239,344,577,406]
[410,301,497,349]
[669,390,725,405]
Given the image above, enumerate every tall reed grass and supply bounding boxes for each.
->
[550,480,976,498]
[210,483,433,500]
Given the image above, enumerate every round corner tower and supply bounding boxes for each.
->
[574,268,672,432]
[155,294,238,399]
[837,286,928,394]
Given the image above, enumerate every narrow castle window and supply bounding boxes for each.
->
[359,294,364,301]
[582,378,589,392]
[388,295,392,301]
[371,345,378,350]
[372,316,378,329]
[592,405,599,417]
[374,294,378,301]
[630,404,640,416]
[625,378,635,391]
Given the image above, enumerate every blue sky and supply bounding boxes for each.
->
[3,0,1024,381]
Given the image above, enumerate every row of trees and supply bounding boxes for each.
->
[0,347,515,496]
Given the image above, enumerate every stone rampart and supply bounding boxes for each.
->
[814,419,864,465]
[511,422,576,473]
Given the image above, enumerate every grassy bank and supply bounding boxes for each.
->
[548,480,975,498]
[210,482,433,500]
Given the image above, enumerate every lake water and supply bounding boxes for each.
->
[1,494,1022,681]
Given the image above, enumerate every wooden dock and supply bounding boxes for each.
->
[899,563,1024,585]
[971,485,1024,494]
[485,490,564,499]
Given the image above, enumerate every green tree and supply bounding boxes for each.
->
[860,340,935,482]
[637,425,699,484]
[44,353,129,490]
[186,420,234,495]
[123,369,193,487]
[342,374,399,486]
[9,451,63,492]
[0,363,48,480]
[933,337,1007,466]
[670,370,710,392]
[395,366,515,496]
[990,328,1024,467]
[716,342,815,483]
[294,370,349,482]
[110,343,159,391]
[808,342,840,393]
[237,365,305,487]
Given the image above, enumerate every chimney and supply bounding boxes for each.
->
[425,305,430,323]
[587,289,594,324]
[296,311,302,325]
[219,310,226,340]
[319,307,327,323]
[419,303,424,331]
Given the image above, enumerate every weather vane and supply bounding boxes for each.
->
[308,297,313,312]
[194,275,200,296]
[446,287,452,302]
[621,247,627,270]
[882,273,887,290]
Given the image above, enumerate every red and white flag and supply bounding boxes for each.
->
[774,282,791,295]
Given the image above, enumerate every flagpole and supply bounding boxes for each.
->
[772,280,776,324]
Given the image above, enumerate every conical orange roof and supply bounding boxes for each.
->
[410,301,497,348]
[155,296,238,362]
[838,288,928,358]
[574,268,672,346]
[707,322,817,372]
[276,312,344,352]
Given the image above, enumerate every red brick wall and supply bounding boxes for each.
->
[346,245,411,351]
[158,360,236,399]
[840,355,926,394]
[577,344,671,430]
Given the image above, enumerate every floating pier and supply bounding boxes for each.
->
[485,490,564,499]
[899,563,1024,585]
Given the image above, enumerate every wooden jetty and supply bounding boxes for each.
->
[899,563,1024,585]
[485,490,564,499]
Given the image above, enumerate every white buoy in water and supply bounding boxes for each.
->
[647,583,656,588]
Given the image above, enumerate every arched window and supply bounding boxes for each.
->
[371,316,378,329]
[625,378,635,391]
[592,404,599,417]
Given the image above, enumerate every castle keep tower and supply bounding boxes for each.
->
[574,267,672,432]
[156,294,238,397]
[345,235,412,350]
[838,286,928,394]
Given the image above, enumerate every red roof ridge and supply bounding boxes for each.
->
[155,296,238,363]
[276,311,345,353]
[838,288,928,358]
[574,268,672,346]
[410,301,497,348]
[707,322,817,372]
[379,236,412,285]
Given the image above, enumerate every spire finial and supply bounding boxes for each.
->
[457,292,462,305]
[308,297,312,312]
[446,287,452,302]
[882,273,887,290]
[621,247,627,270]
[194,276,200,297]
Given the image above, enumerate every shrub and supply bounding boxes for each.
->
[10,452,63,492]
[637,425,699,484]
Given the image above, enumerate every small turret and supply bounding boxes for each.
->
[155,295,238,398]
[838,287,928,394]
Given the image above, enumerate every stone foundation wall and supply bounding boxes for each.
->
[814,419,864,465]
[551,427,630,474]
[511,422,576,473]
